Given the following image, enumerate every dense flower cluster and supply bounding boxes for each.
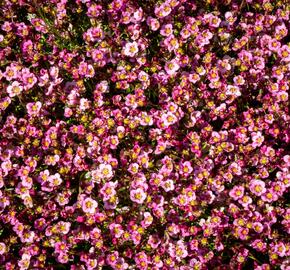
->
[0,0,290,269]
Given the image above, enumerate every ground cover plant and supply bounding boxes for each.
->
[0,0,290,269]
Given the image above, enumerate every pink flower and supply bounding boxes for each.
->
[21,176,33,189]
[277,91,288,102]
[251,131,264,148]
[280,174,290,188]
[0,96,11,111]
[26,101,42,116]
[251,239,267,252]
[128,163,139,175]
[130,188,147,204]
[233,75,245,86]
[148,235,161,249]
[253,222,263,233]
[34,218,46,231]
[56,221,71,235]
[164,35,179,52]
[57,253,69,264]
[165,59,180,75]
[209,15,221,28]
[154,141,167,155]
[123,41,139,57]
[7,81,23,97]
[160,24,173,37]
[278,45,290,62]
[161,112,178,127]
[274,242,286,257]
[141,212,153,228]
[132,8,143,23]
[79,98,91,111]
[275,24,288,40]
[31,18,47,33]
[55,242,68,254]
[20,230,35,243]
[4,65,18,81]
[48,173,63,187]
[38,169,50,184]
[45,154,60,167]
[161,179,175,192]
[226,85,241,97]
[237,227,249,240]
[272,66,284,80]
[106,251,119,266]
[249,179,266,196]
[138,71,149,82]
[174,194,188,207]
[146,17,160,31]
[261,189,278,203]
[18,253,31,270]
[0,242,6,255]
[175,240,188,261]
[82,197,98,214]
[78,62,95,78]
[87,4,102,18]
[179,161,193,176]
[229,162,242,175]
[140,112,153,126]
[155,3,171,18]
[21,71,37,90]
[108,135,119,149]
[125,94,138,109]
[109,223,124,238]
[229,185,245,200]
[100,181,117,201]
[180,26,191,39]
[90,227,101,240]
[268,39,281,52]
[238,195,252,208]
[97,163,113,179]
[86,259,98,270]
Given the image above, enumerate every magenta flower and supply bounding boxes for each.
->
[1,1,289,269]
